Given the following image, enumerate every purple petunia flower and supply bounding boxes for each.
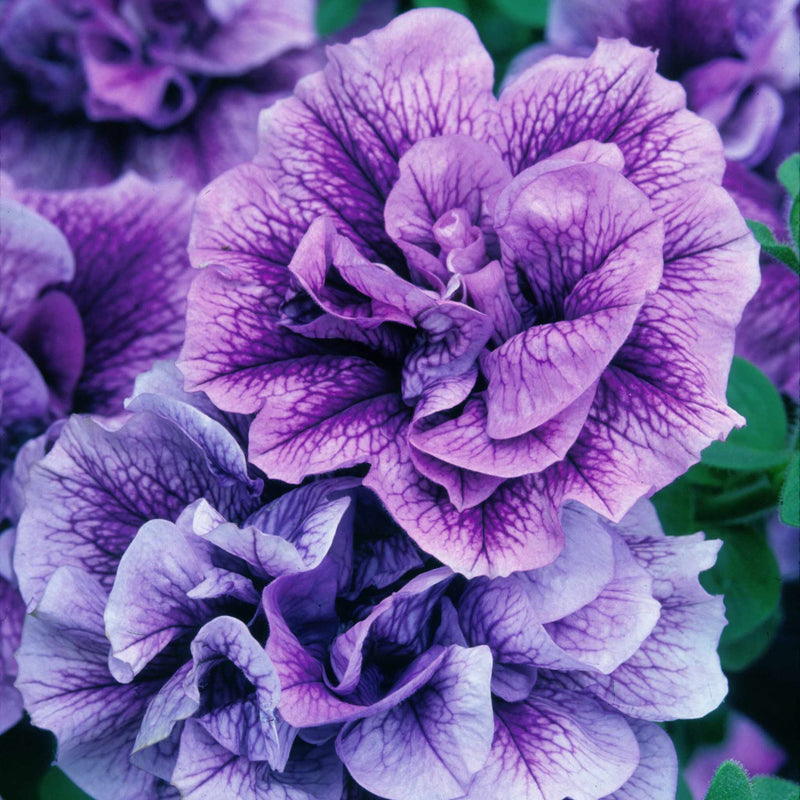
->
[0,174,193,733]
[0,0,318,189]
[179,9,760,578]
[13,363,727,799]
[13,362,360,799]
[509,0,800,398]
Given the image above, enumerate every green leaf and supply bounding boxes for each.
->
[718,602,782,672]
[777,153,800,199]
[751,776,800,800]
[705,761,752,800]
[746,220,800,273]
[487,0,549,27]
[39,768,94,800]
[790,196,800,252]
[702,358,789,471]
[412,0,471,12]
[780,451,800,526]
[652,479,698,535]
[700,525,781,642]
[315,0,364,35]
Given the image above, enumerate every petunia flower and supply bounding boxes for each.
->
[0,0,317,189]
[0,174,193,733]
[13,365,728,798]
[179,9,760,578]
[13,363,360,799]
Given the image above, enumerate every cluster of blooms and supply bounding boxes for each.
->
[0,4,788,799]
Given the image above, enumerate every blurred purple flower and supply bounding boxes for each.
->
[179,9,759,578]
[0,0,318,188]
[685,712,786,799]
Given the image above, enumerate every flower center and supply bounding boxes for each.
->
[432,208,487,275]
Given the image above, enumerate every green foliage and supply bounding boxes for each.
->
[702,359,790,472]
[779,452,799,526]
[777,153,800,199]
[38,769,93,800]
[746,152,800,274]
[751,776,800,800]
[747,220,799,273]
[704,762,800,800]
[487,0,549,27]
[706,761,753,800]
[316,0,365,35]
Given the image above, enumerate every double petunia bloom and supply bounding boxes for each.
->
[0,173,193,733]
[179,9,759,578]
[15,365,727,799]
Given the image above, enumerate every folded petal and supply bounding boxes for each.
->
[578,533,728,720]
[171,721,343,800]
[12,175,194,415]
[365,418,564,577]
[603,719,677,800]
[488,160,663,438]
[497,39,725,199]
[15,411,255,607]
[0,198,74,330]
[336,645,494,800]
[15,567,163,800]
[461,685,639,800]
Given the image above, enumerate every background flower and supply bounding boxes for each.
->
[0,0,380,189]
[0,175,193,735]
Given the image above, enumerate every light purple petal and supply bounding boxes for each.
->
[0,198,74,330]
[14,410,255,607]
[105,516,217,681]
[0,574,25,734]
[364,419,564,577]
[255,8,497,263]
[384,135,511,282]
[487,159,663,439]
[336,645,494,800]
[171,721,343,800]
[577,533,728,720]
[603,719,677,800]
[15,566,164,800]
[496,39,725,198]
[460,685,639,800]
